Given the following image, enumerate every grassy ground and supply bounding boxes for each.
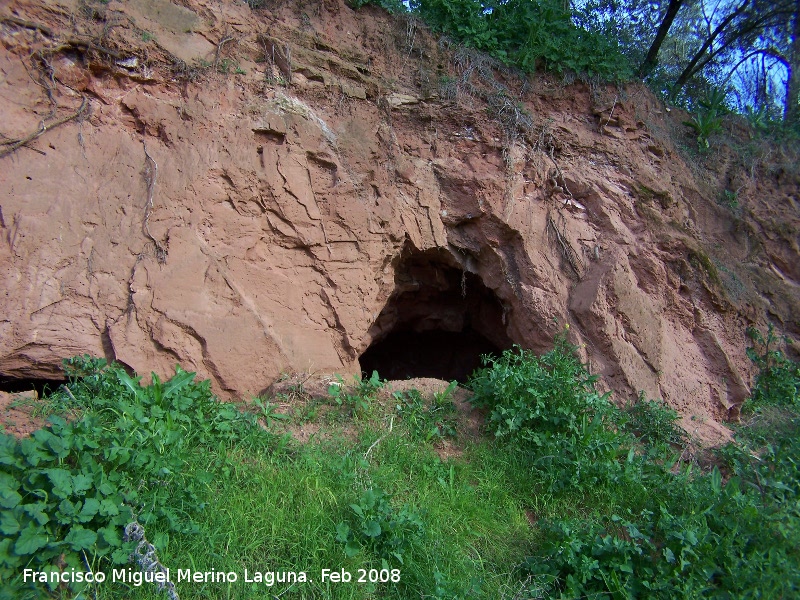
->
[2,331,799,599]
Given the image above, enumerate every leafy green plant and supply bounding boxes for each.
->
[3,330,799,599]
[328,371,384,415]
[0,417,131,594]
[348,0,408,12]
[1,356,270,598]
[253,398,290,428]
[335,487,425,565]
[394,382,458,441]
[217,58,245,75]
[717,188,740,211]
[746,325,800,408]
[429,568,483,600]
[469,334,629,489]
[697,87,730,115]
[414,0,632,81]
[625,392,687,449]
[683,87,728,151]
[683,110,723,151]
[744,105,770,130]
[518,328,800,599]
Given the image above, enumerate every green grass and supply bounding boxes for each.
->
[0,360,541,599]
[153,431,539,599]
[2,331,799,599]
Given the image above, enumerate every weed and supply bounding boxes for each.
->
[335,487,424,566]
[683,110,723,151]
[625,392,687,449]
[217,58,242,75]
[746,325,799,409]
[1,357,271,598]
[347,0,407,12]
[516,331,800,599]
[416,0,632,81]
[4,334,799,599]
[717,188,740,211]
[683,87,728,151]
[393,381,458,442]
[252,398,290,428]
[470,334,634,494]
[328,371,384,416]
[744,105,770,130]
[697,87,730,115]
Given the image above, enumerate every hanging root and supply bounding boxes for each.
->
[142,139,167,263]
[214,35,234,70]
[547,211,583,279]
[1,15,53,36]
[0,96,87,159]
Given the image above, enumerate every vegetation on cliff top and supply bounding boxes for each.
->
[342,0,800,132]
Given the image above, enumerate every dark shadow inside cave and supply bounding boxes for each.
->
[359,246,513,382]
[0,376,66,397]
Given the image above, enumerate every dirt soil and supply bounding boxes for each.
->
[1,0,798,446]
[0,391,46,437]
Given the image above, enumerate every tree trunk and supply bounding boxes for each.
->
[785,0,800,123]
[638,0,685,78]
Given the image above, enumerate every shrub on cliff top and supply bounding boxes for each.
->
[348,0,632,81]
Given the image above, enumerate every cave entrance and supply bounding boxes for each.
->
[359,247,513,382]
[0,376,66,398]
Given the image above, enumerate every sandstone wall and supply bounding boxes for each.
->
[2,0,798,444]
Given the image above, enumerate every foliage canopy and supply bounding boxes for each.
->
[344,0,800,129]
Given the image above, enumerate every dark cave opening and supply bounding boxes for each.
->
[359,246,513,382]
[360,329,501,382]
[0,376,66,398]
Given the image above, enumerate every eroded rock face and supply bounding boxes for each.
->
[1,0,798,443]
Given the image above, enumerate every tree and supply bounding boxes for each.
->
[638,0,686,78]
[782,0,800,123]
[662,0,798,121]
[670,0,751,94]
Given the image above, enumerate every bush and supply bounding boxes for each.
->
[469,335,629,489]
[0,357,269,598]
[348,0,408,12]
[625,392,687,449]
[470,332,800,598]
[746,325,800,408]
[413,0,632,80]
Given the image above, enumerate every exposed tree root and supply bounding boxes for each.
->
[142,139,167,263]
[1,15,53,37]
[547,210,584,279]
[0,96,87,159]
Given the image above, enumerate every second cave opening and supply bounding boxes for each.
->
[359,246,513,382]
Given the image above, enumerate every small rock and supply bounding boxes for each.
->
[386,93,419,108]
